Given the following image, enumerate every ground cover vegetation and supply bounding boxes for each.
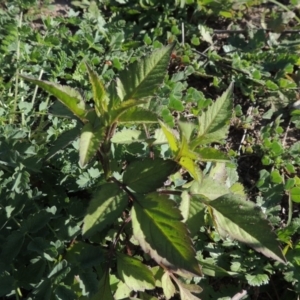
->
[1,0,300,299]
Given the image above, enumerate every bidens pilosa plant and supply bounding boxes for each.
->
[21,43,285,299]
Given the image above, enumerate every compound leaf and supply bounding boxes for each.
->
[131,193,202,276]
[82,183,128,237]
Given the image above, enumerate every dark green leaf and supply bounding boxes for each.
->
[82,183,128,237]
[131,193,202,276]
[123,158,178,193]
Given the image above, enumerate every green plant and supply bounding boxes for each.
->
[15,43,284,299]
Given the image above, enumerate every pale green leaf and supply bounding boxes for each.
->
[190,83,233,148]
[179,191,206,237]
[82,183,127,237]
[159,120,179,153]
[178,121,197,142]
[123,158,178,193]
[190,177,229,200]
[114,281,132,299]
[245,273,269,286]
[291,187,300,203]
[118,107,158,123]
[179,156,202,182]
[172,276,202,300]
[196,147,230,162]
[201,194,286,263]
[119,43,174,100]
[79,123,105,168]
[20,75,87,121]
[117,253,155,291]
[161,272,176,300]
[111,129,145,144]
[86,63,108,115]
[131,193,202,276]
[198,260,238,277]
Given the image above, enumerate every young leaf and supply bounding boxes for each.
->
[118,107,158,124]
[190,83,233,148]
[79,123,105,168]
[123,158,178,193]
[119,43,174,101]
[117,252,155,291]
[161,272,176,300]
[159,120,179,153]
[82,183,128,237]
[179,156,202,182]
[20,75,87,121]
[131,192,202,276]
[85,64,108,116]
[199,194,286,264]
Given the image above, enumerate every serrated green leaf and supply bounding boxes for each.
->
[123,158,177,193]
[79,123,105,168]
[117,253,155,291]
[200,194,286,264]
[190,83,233,148]
[82,183,128,237]
[110,99,148,124]
[119,43,174,100]
[118,107,158,123]
[179,191,206,237]
[111,129,145,144]
[245,273,269,286]
[197,147,230,162]
[20,75,87,121]
[86,63,108,115]
[161,272,176,300]
[131,193,202,276]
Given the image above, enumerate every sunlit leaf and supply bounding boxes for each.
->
[79,123,105,168]
[111,129,145,144]
[119,43,174,100]
[190,83,233,148]
[90,271,114,300]
[117,252,155,291]
[118,107,158,123]
[20,75,87,121]
[179,156,202,182]
[159,120,179,153]
[161,272,176,300]
[85,63,108,116]
[199,194,286,264]
[131,193,202,276]
[196,147,230,162]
